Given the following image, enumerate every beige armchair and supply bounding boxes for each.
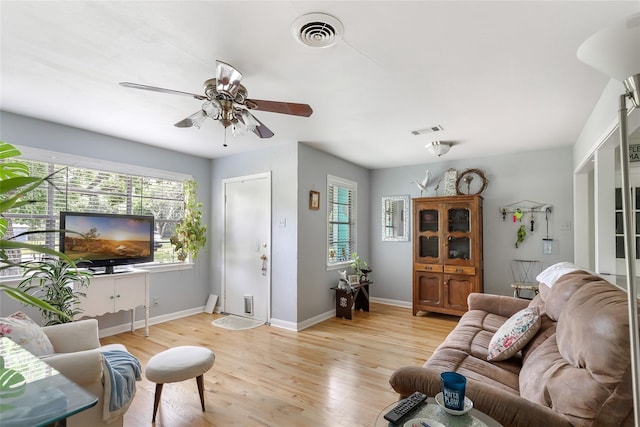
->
[42,319,134,427]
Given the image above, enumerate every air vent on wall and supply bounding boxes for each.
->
[411,125,444,135]
[291,13,344,48]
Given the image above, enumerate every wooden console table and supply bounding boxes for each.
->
[331,281,371,319]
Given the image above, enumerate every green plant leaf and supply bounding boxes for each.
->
[0,162,29,180]
[0,240,76,265]
[0,285,71,321]
[0,368,26,398]
[0,142,22,160]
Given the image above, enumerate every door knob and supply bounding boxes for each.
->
[260,254,268,276]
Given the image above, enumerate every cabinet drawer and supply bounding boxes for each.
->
[444,265,475,275]
[416,263,443,273]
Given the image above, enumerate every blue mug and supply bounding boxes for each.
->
[440,371,466,411]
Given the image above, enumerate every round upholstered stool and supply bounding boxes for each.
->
[145,346,215,422]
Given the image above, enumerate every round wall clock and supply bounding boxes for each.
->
[456,168,488,195]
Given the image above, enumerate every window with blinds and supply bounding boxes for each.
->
[327,175,357,267]
[2,158,186,273]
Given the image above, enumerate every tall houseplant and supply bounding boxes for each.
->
[18,259,91,325]
[0,141,74,320]
[170,180,206,261]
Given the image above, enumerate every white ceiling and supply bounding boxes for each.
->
[1,1,639,169]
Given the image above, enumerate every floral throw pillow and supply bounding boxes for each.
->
[0,312,54,356]
[487,307,541,362]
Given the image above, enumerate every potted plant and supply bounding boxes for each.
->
[170,180,207,261]
[18,258,91,325]
[351,252,371,282]
[0,141,75,320]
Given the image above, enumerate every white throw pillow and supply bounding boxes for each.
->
[0,311,54,356]
[487,307,541,362]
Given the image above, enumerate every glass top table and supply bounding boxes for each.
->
[375,397,503,427]
[0,337,98,427]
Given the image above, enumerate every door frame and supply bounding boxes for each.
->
[220,171,272,322]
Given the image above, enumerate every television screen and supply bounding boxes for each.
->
[60,212,154,272]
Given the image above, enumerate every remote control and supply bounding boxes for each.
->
[383,391,427,423]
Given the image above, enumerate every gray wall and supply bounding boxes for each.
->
[1,111,573,328]
[210,142,371,325]
[297,144,371,321]
[370,146,574,303]
[0,111,212,327]
[210,143,299,323]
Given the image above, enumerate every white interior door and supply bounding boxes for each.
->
[222,173,271,322]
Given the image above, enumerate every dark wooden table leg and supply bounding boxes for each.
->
[354,284,369,312]
[335,289,353,319]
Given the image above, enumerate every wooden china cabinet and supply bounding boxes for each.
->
[412,195,483,316]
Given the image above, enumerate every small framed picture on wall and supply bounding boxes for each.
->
[309,190,320,210]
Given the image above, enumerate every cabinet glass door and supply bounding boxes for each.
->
[420,209,439,232]
[447,236,470,260]
[448,208,470,232]
[446,206,471,263]
[418,209,439,260]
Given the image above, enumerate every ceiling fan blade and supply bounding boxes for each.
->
[238,111,274,139]
[120,82,207,100]
[215,60,242,99]
[174,110,206,128]
[246,99,313,117]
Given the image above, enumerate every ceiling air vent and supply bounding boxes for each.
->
[291,13,344,48]
[411,125,444,136]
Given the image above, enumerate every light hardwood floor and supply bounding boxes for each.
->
[101,303,457,427]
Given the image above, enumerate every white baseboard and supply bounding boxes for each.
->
[98,306,205,338]
[270,308,335,332]
[97,300,409,337]
[370,296,411,308]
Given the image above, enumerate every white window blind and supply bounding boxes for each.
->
[327,175,357,267]
[2,158,185,274]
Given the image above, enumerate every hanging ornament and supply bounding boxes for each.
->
[516,225,527,248]
[513,208,523,222]
[530,211,535,232]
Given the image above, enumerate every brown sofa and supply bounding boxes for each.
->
[389,268,636,426]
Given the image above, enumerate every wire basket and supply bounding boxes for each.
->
[510,259,543,284]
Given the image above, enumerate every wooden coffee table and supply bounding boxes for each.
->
[375,397,503,427]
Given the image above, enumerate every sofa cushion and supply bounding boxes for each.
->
[421,310,523,395]
[544,270,600,321]
[0,311,54,356]
[520,279,634,426]
[487,307,541,361]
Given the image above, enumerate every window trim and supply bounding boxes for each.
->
[15,145,191,182]
[326,174,357,270]
[1,146,192,278]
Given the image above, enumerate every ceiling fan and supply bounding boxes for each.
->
[119,60,313,144]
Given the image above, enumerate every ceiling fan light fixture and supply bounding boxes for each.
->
[216,60,243,98]
[425,141,452,157]
[241,110,259,132]
[202,100,221,119]
[231,121,245,137]
[292,13,344,48]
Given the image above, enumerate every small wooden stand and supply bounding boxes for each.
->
[331,282,371,319]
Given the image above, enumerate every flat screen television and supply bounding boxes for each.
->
[60,212,154,273]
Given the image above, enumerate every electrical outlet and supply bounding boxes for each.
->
[152,297,159,306]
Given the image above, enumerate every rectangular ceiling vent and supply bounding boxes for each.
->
[411,125,444,135]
